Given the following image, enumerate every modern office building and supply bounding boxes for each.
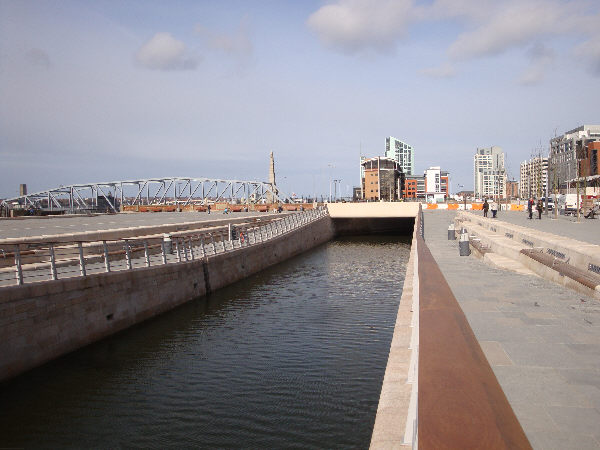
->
[404,167,449,202]
[549,125,600,192]
[424,166,449,203]
[360,156,404,201]
[474,146,506,200]
[519,157,548,199]
[385,136,414,176]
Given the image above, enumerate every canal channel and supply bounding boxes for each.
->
[0,235,410,448]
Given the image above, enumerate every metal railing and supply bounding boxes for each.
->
[0,208,328,287]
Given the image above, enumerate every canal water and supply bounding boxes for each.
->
[0,235,410,449]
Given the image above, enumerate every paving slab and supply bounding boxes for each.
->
[423,210,600,449]
[471,209,600,245]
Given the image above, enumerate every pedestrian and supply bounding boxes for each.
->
[527,197,533,219]
[207,204,211,214]
[537,199,543,219]
[491,200,498,218]
[483,199,489,217]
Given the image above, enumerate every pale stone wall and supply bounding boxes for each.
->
[328,202,420,218]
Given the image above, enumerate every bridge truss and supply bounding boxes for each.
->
[1,177,286,214]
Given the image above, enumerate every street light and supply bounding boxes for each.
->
[327,164,334,202]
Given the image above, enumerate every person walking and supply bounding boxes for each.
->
[527,197,534,219]
[491,200,498,218]
[537,198,543,219]
[483,199,489,217]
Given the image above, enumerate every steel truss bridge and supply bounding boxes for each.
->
[1,177,286,214]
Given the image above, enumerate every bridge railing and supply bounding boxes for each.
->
[0,207,328,287]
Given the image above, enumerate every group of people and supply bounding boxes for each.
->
[482,199,499,218]
[527,197,544,220]
[483,197,544,220]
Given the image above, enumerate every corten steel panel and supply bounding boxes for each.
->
[417,236,531,449]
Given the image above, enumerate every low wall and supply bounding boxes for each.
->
[0,216,335,383]
[456,211,600,272]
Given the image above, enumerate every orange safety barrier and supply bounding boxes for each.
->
[426,204,438,209]
[510,204,525,211]
[471,203,483,210]
[447,204,459,210]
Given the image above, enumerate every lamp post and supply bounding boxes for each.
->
[328,164,334,202]
[457,184,466,210]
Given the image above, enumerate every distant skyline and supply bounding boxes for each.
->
[1,0,599,199]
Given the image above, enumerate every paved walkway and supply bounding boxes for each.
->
[424,210,600,450]
[0,211,266,239]
[474,209,600,245]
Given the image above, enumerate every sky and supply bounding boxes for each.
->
[1,0,599,199]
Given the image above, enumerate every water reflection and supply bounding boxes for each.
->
[0,235,410,449]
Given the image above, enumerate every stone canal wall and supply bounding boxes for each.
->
[0,216,335,382]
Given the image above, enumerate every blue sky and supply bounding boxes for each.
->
[1,0,599,199]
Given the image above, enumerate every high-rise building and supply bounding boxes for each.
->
[474,146,506,200]
[519,157,548,199]
[385,136,414,176]
[549,125,600,192]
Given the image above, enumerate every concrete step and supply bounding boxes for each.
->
[483,253,537,276]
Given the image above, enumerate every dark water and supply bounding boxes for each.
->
[0,236,410,449]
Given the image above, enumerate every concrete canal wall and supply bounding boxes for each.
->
[0,215,335,382]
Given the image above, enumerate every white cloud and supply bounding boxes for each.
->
[135,32,198,70]
[575,35,600,76]
[519,43,555,85]
[420,63,456,78]
[447,2,566,61]
[307,0,414,54]
[307,0,600,79]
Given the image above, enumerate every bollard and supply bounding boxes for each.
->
[448,223,456,240]
[459,231,470,256]
[163,233,173,254]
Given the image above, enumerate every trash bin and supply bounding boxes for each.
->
[448,224,456,240]
[459,231,470,256]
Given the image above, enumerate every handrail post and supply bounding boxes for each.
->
[189,237,195,260]
[175,239,182,262]
[103,241,111,272]
[49,244,58,280]
[160,240,167,264]
[182,238,189,261]
[210,234,217,255]
[200,236,206,257]
[78,242,87,276]
[124,240,132,270]
[143,240,151,267]
[14,245,23,285]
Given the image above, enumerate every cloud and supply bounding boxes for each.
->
[575,35,600,76]
[25,48,52,68]
[420,63,456,78]
[519,43,555,85]
[307,0,414,54]
[135,32,198,70]
[447,2,566,61]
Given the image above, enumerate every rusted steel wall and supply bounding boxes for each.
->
[417,236,531,449]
